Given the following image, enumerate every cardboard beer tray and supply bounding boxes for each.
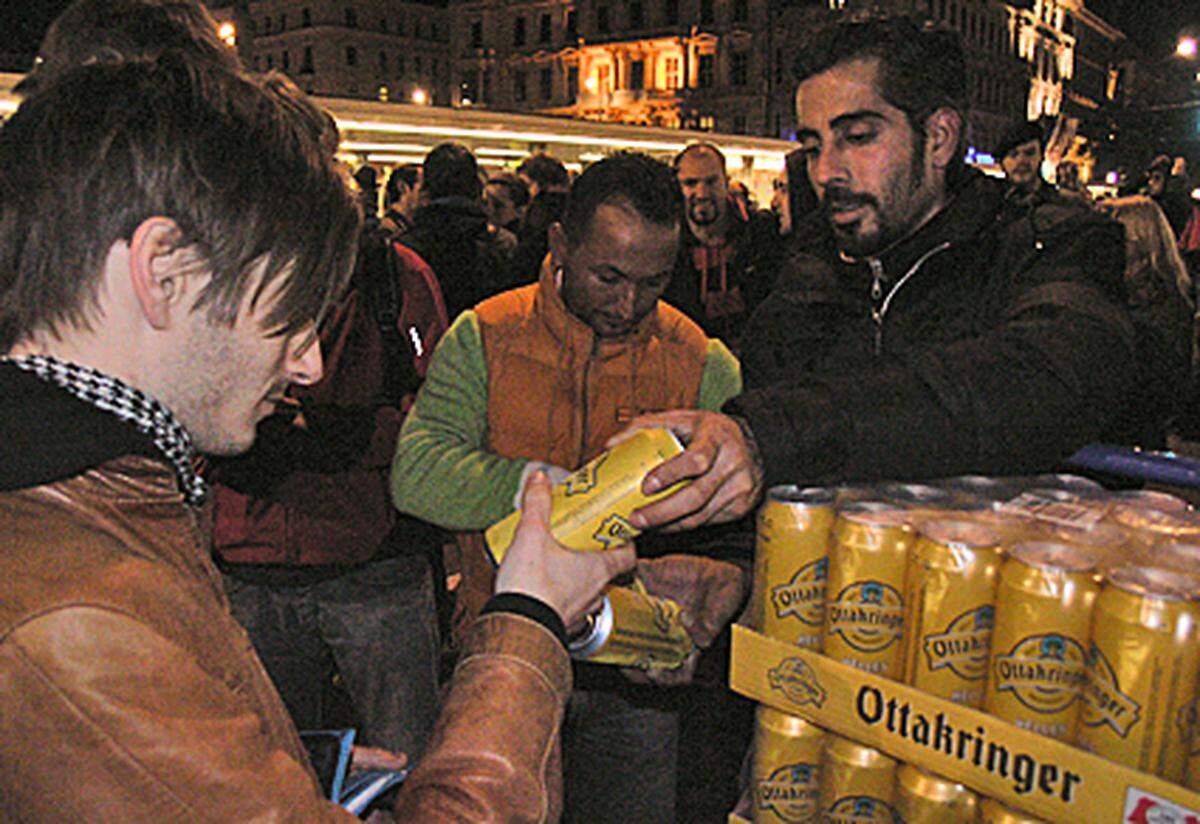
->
[730,623,1200,823]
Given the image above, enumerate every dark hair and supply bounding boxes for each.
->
[0,55,359,349]
[1148,155,1173,176]
[672,142,727,175]
[487,172,532,209]
[421,142,482,201]
[16,0,241,96]
[517,152,569,189]
[385,164,420,205]
[561,153,682,247]
[795,16,968,184]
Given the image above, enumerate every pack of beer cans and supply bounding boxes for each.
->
[748,474,1200,822]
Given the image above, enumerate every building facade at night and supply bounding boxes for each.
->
[215,0,454,104]
[211,0,1134,162]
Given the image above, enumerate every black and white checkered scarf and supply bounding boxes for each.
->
[3,354,207,505]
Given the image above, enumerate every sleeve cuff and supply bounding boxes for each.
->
[481,593,567,648]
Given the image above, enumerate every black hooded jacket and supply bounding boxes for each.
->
[730,168,1148,487]
[399,196,512,321]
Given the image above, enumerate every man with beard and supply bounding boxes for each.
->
[606,16,1141,536]
[667,143,782,350]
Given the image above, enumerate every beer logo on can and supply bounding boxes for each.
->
[755,763,819,822]
[923,605,994,681]
[825,796,899,823]
[767,658,827,708]
[563,456,605,497]
[770,558,828,626]
[592,513,637,548]
[993,633,1087,714]
[1080,642,1141,737]
[828,581,904,653]
[649,595,673,635]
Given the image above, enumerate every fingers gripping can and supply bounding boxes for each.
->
[483,428,686,564]
[567,583,695,669]
[818,735,899,823]
[751,706,824,823]
[902,519,1002,707]
[822,503,914,679]
[894,764,977,823]
[1077,566,1200,781]
[753,486,836,649]
[983,542,1100,741]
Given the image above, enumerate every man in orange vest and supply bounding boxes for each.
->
[392,152,749,822]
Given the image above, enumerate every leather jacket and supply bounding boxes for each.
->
[0,362,570,822]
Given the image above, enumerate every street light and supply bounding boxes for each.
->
[217,22,236,48]
[411,88,428,105]
[1178,36,1198,60]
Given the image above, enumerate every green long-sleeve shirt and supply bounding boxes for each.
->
[391,310,741,530]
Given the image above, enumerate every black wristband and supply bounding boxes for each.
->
[481,593,568,648]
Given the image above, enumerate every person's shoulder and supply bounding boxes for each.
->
[654,301,712,352]
[475,281,540,326]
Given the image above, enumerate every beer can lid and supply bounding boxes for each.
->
[878,482,954,507]
[1107,565,1200,601]
[1025,487,1081,503]
[1050,522,1127,549]
[1156,540,1200,567]
[1110,489,1190,513]
[1113,505,1200,535]
[767,485,836,507]
[567,594,613,658]
[917,518,1000,549]
[839,500,910,527]
[824,734,896,767]
[1009,541,1098,573]
[756,704,819,735]
[896,764,971,800]
[1027,473,1106,495]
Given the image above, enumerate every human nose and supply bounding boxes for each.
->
[288,332,324,386]
[613,282,637,320]
[809,144,846,191]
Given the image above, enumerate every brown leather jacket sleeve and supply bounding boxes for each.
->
[0,606,353,822]
[394,611,572,823]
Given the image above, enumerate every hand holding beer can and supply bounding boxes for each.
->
[567,582,694,669]
[484,428,686,564]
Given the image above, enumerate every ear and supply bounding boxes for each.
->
[924,107,963,173]
[127,217,201,330]
[547,222,569,271]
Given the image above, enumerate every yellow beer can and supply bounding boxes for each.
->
[894,764,977,823]
[1047,522,1132,573]
[1111,489,1191,513]
[484,428,685,564]
[823,503,914,679]
[567,583,694,669]
[1077,566,1200,781]
[1112,505,1200,543]
[818,735,898,823]
[878,482,956,515]
[977,798,1046,823]
[751,706,824,824]
[902,519,1002,707]
[753,485,837,648]
[984,542,1100,741]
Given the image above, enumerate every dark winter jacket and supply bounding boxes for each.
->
[667,201,784,350]
[400,196,513,321]
[730,167,1142,488]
